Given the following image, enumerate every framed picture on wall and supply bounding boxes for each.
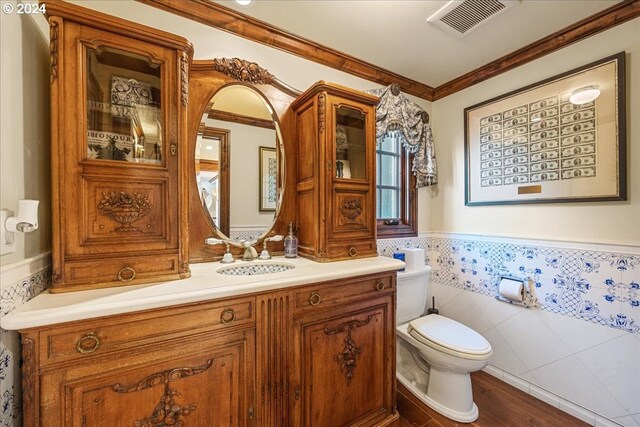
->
[464,52,626,206]
[259,146,277,211]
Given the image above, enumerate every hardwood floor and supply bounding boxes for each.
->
[397,371,591,427]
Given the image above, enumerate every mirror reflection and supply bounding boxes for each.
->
[196,84,283,243]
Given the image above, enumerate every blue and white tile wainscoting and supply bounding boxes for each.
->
[0,254,51,427]
[378,233,640,427]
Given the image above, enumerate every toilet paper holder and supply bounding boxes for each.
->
[495,275,539,308]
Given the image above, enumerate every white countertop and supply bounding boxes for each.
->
[1,256,404,331]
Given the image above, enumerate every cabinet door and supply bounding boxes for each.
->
[60,331,255,427]
[61,22,180,256]
[290,297,395,427]
[327,98,376,244]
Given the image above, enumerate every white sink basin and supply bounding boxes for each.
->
[217,262,295,276]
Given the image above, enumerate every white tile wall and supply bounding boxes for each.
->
[612,416,640,427]
[577,334,640,415]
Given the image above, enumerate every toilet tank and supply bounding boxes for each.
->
[396,266,432,325]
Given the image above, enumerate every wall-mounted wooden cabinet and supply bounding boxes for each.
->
[45,0,192,292]
[20,272,398,427]
[292,82,379,262]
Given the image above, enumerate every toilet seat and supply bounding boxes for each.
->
[408,315,492,359]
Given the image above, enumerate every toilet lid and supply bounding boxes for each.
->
[408,315,492,356]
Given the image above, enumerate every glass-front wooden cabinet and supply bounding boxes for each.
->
[292,81,378,261]
[86,47,163,165]
[46,0,192,292]
[334,106,367,180]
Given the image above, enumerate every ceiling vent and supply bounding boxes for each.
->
[427,0,520,37]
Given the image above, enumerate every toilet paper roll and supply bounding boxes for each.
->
[498,277,524,302]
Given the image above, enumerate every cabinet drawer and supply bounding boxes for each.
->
[326,240,377,260]
[58,254,182,292]
[40,296,255,365]
[294,273,394,312]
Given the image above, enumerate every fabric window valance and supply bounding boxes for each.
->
[366,84,437,187]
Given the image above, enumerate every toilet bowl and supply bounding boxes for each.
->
[396,266,492,423]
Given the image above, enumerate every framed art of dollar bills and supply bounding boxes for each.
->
[464,52,626,206]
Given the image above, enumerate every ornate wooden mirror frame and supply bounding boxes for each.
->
[188,58,300,262]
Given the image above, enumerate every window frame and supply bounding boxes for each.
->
[376,141,417,238]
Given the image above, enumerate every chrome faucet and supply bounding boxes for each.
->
[258,235,284,260]
[240,239,259,261]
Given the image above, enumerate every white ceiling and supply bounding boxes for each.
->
[216,0,620,87]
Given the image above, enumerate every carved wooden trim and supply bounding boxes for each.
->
[49,20,59,84]
[433,0,640,100]
[112,358,213,393]
[21,337,35,426]
[112,359,212,426]
[212,57,275,84]
[318,93,326,134]
[135,0,434,100]
[339,199,362,221]
[97,191,152,232]
[180,261,189,273]
[324,315,373,384]
[192,59,301,98]
[180,51,189,106]
[258,294,290,424]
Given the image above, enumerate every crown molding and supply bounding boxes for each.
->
[433,0,640,100]
[136,0,639,102]
[136,0,435,100]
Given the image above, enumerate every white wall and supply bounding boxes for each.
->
[0,2,50,267]
[429,19,640,246]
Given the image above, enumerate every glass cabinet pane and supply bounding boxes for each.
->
[335,106,366,180]
[86,47,162,164]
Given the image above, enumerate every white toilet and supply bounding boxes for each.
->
[396,266,492,423]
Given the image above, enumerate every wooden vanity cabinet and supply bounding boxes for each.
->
[45,1,192,292]
[292,82,379,262]
[290,274,397,427]
[20,272,398,427]
[21,296,257,427]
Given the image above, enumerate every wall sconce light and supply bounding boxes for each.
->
[233,0,252,5]
[569,86,600,105]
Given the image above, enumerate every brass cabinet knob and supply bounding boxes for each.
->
[309,292,321,306]
[348,247,357,257]
[375,280,385,292]
[220,308,236,324]
[117,266,136,282]
[76,332,100,354]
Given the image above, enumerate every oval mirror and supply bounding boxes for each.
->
[195,84,284,243]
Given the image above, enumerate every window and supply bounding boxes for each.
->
[376,132,417,237]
